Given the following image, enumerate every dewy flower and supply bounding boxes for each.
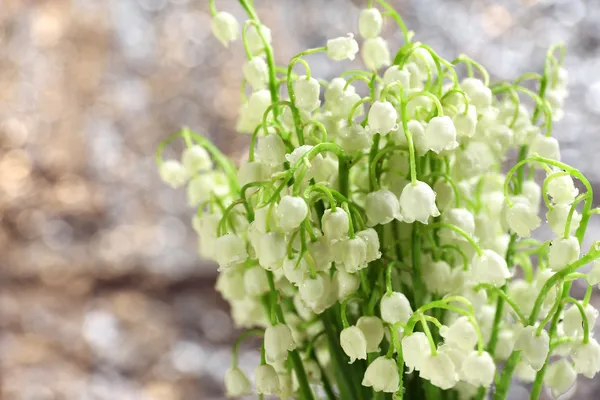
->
[255,364,280,395]
[460,351,496,388]
[182,145,212,174]
[356,316,385,353]
[337,237,368,273]
[505,198,540,237]
[159,160,189,188]
[277,195,309,232]
[514,325,549,371]
[327,34,359,61]
[452,104,478,138]
[471,249,511,286]
[299,272,329,308]
[258,232,286,271]
[362,356,400,392]
[356,228,381,263]
[563,303,598,337]
[380,292,413,324]
[402,332,431,372]
[358,8,383,39]
[247,89,272,119]
[238,160,267,188]
[214,234,247,271]
[243,266,269,296]
[440,316,478,351]
[547,204,581,237]
[419,352,459,390]
[461,78,492,109]
[361,37,391,70]
[243,57,269,90]
[334,270,360,300]
[441,208,475,241]
[211,11,239,47]
[423,260,451,294]
[322,208,350,241]
[425,116,458,153]
[529,135,561,162]
[571,338,600,378]
[246,23,272,56]
[216,270,245,301]
[264,324,296,363]
[548,236,580,271]
[383,65,410,88]
[367,101,398,135]
[399,181,440,224]
[544,359,577,398]
[588,261,600,286]
[365,189,402,226]
[294,76,321,111]
[340,326,368,363]
[283,254,308,285]
[224,367,252,397]
[546,172,578,205]
[257,132,286,167]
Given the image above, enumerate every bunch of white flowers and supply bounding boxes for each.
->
[158,1,600,399]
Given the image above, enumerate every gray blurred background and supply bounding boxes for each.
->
[1,0,600,399]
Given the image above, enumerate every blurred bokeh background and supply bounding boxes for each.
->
[1,0,600,399]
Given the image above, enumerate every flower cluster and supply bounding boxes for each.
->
[158,1,600,399]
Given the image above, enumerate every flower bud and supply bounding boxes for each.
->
[440,316,478,351]
[571,338,600,378]
[365,189,402,226]
[255,364,280,395]
[544,359,577,398]
[402,332,431,372]
[214,234,247,271]
[356,228,381,263]
[506,199,540,237]
[471,249,511,286]
[294,76,321,111]
[452,104,477,138]
[211,11,239,47]
[399,181,440,224]
[224,367,252,396]
[361,356,400,392]
[325,77,351,107]
[333,270,360,300]
[327,34,359,61]
[257,132,286,167]
[258,232,286,270]
[277,196,308,232]
[182,145,212,174]
[548,236,580,271]
[563,303,598,337]
[380,292,412,325]
[243,266,269,296]
[547,204,581,236]
[546,172,578,205]
[332,90,363,119]
[441,208,475,241]
[461,78,492,109]
[361,37,391,70]
[216,270,245,301]
[265,324,296,363]
[322,208,350,241]
[514,325,549,371]
[357,316,384,353]
[247,89,272,118]
[367,101,398,135]
[420,352,459,390]
[246,24,272,56]
[383,65,410,88]
[529,135,561,163]
[358,8,383,38]
[426,116,458,153]
[160,160,189,188]
[340,326,368,363]
[243,57,268,90]
[339,123,372,153]
[460,351,495,388]
[299,272,330,308]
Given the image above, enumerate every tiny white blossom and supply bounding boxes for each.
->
[362,356,400,392]
[357,316,385,353]
[255,364,280,395]
[358,8,383,38]
[224,367,252,397]
[340,326,368,363]
[211,11,239,47]
[327,34,359,61]
[399,181,440,224]
[361,37,391,70]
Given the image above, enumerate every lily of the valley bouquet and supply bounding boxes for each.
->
[157,1,600,399]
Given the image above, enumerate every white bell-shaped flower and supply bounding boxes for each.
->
[452,104,477,138]
[277,196,308,233]
[471,249,511,286]
[332,91,364,119]
[588,261,600,286]
[367,101,398,135]
[264,324,296,363]
[356,228,381,263]
[357,316,385,353]
[515,360,537,383]
[325,77,351,107]
[214,234,247,271]
[546,173,578,205]
[529,135,561,163]
[322,208,350,241]
[549,236,580,271]
[334,270,360,300]
[243,266,269,296]
[258,232,287,270]
[294,76,321,111]
[461,78,492,109]
[187,173,221,206]
[434,179,455,212]
[182,145,212,174]
[327,34,359,61]
[216,270,245,301]
[255,364,280,395]
[224,367,252,397]
[441,208,475,242]
[358,8,383,38]
[402,332,431,372]
[160,160,189,188]
[299,272,329,306]
[380,292,413,324]
[383,65,410,88]
[340,326,368,363]
[365,189,402,226]
[425,116,458,153]
[361,356,400,392]
[361,37,391,70]
[440,316,478,351]
[339,123,373,153]
[399,181,440,224]
[246,24,272,56]
[508,280,536,316]
[308,235,333,271]
[243,57,268,90]
[514,325,549,371]
[420,352,459,390]
[571,338,600,378]
[238,160,267,188]
[544,359,577,398]
[283,254,309,285]
[247,89,272,118]
[460,351,495,388]
[257,132,286,167]
[336,237,368,273]
[423,260,451,294]
[563,303,598,337]
[254,204,280,234]
[211,11,239,47]
[547,204,581,237]
[506,199,540,237]
[495,329,516,360]
[521,180,542,211]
